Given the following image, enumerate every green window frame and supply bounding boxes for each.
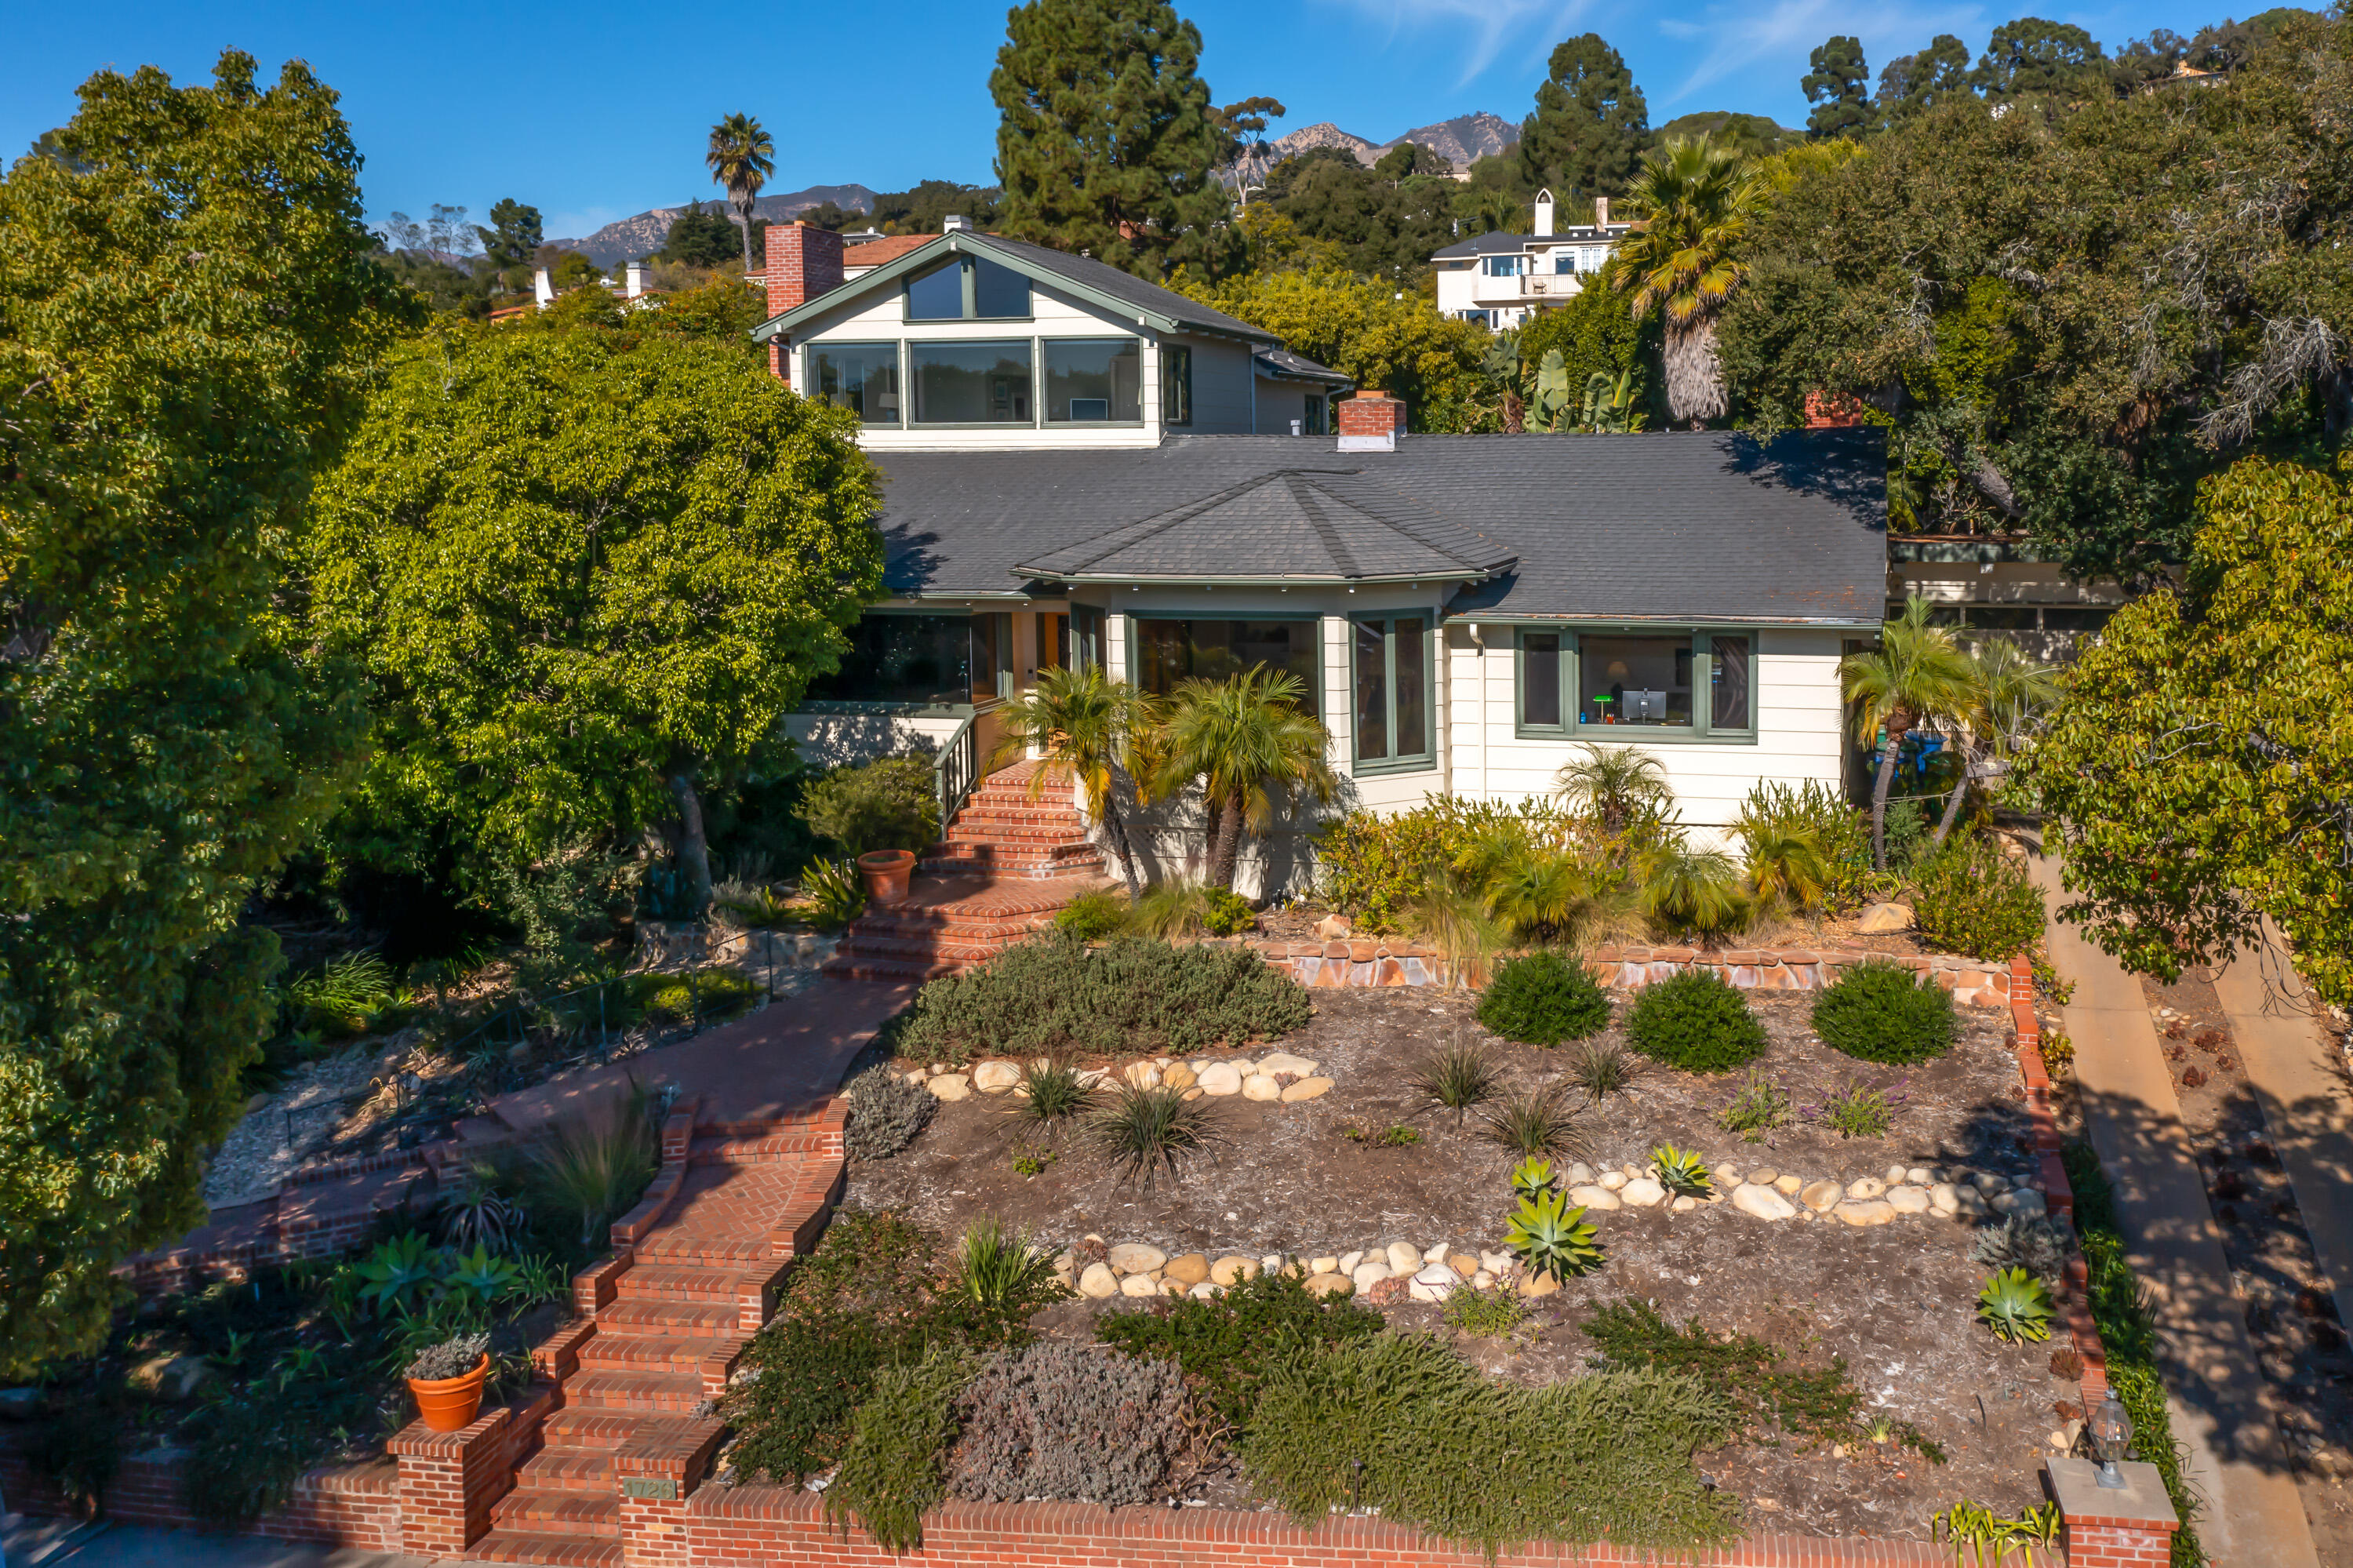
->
[902,256,1033,322]
[1352,613,1437,775]
[1515,627,1758,744]
[1161,343,1192,427]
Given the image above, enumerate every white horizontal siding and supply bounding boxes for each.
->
[784,711,966,771]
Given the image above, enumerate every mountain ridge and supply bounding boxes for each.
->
[549,184,875,266]
[1267,111,1519,171]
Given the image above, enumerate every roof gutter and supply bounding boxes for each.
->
[1012,569,1506,588]
[1442,610,1885,630]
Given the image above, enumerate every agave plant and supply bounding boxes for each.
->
[798,858,864,930]
[1504,1190,1605,1282]
[1976,1267,2053,1344]
[1510,1156,1556,1203]
[1650,1144,1714,1199]
[352,1233,441,1318]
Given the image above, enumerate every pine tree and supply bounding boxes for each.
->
[1802,37,1872,139]
[1517,34,1651,200]
[1875,35,1974,124]
[990,0,1238,278]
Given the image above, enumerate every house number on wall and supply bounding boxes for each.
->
[624,1477,678,1501]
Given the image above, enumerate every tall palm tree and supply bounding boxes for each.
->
[705,113,776,274]
[988,666,1159,899]
[1841,595,1976,871]
[1153,665,1337,891]
[1607,137,1763,427]
[1929,640,2061,845]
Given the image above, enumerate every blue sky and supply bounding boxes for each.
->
[5,0,2234,242]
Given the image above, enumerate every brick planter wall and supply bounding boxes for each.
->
[1590,944,2015,1009]
[0,1443,401,1551]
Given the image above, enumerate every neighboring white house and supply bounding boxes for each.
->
[745,225,1888,897]
[1432,190,1636,331]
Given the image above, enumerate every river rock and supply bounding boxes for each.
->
[1567,1184,1621,1211]
[1671,1195,1700,1212]
[1162,1064,1198,1092]
[1309,1255,1339,1275]
[1282,1076,1334,1103]
[1108,1243,1167,1275]
[1835,1199,1900,1227]
[1385,1242,1422,1275]
[1163,1252,1211,1286]
[1305,1272,1355,1298]
[1119,1272,1162,1298]
[1928,1182,1961,1213]
[1518,1270,1561,1298]
[1196,1063,1243,1096]
[973,1060,1022,1094]
[1257,1052,1318,1078]
[1210,1255,1260,1286]
[1846,1177,1886,1201]
[1242,1074,1282,1101]
[1747,1167,1780,1187]
[1993,1187,2049,1219]
[1565,1162,1596,1184]
[929,1074,971,1101]
[132,1354,209,1403]
[1449,1253,1480,1278]
[1078,1262,1118,1298]
[1799,1180,1844,1213]
[1337,1250,1365,1275]
[1351,1261,1393,1292]
[1409,1265,1460,1303]
[1599,1170,1629,1191]
[1620,1177,1667,1207]
[1857,901,1915,933]
[1734,1183,1798,1221]
[1123,1061,1161,1090]
[1907,1166,1932,1185]
[1972,1172,2009,1194]
[1191,1282,1221,1300]
[1886,1185,1932,1214]
[1774,1174,1804,1196]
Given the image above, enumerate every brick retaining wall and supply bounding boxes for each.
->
[0,1443,402,1551]
[1590,944,2015,1008]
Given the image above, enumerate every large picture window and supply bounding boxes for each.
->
[806,614,971,707]
[811,343,900,424]
[1353,615,1433,771]
[1516,628,1757,741]
[911,342,1033,424]
[1045,338,1142,422]
[1133,618,1318,701]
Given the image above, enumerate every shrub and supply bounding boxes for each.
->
[1973,1217,2068,1285]
[1812,957,1958,1065]
[1094,1270,1384,1432]
[1977,1268,2053,1343]
[285,951,396,1039]
[1085,1084,1225,1188]
[628,964,759,1025]
[1637,843,1751,937]
[1129,880,1210,939]
[1476,950,1611,1046]
[1241,1333,1740,1555]
[1053,889,1128,940]
[824,1345,972,1552]
[1204,886,1257,936]
[1316,796,1577,933]
[951,1343,1200,1507]
[1564,1039,1639,1101]
[1442,1286,1527,1337]
[895,931,1312,1064]
[844,1064,936,1160]
[797,753,938,857]
[954,1217,1061,1311]
[1482,1084,1584,1160]
[1733,780,1874,912]
[1718,1071,1791,1140]
[1817,1081,1895,1139]
[1626,970,1766,1074]
[1410,1037,1499,1125]
[1913,836,2044,961]
[1505,1190,1604,1281]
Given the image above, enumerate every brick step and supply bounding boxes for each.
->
[929,835,1100,857]
[466,1528,624,1565]
[944,801,1086,824]
[592,1298,738,1334]
[537,1409,649,1450]
[940,820,1091,842]
[489,1486,621,1530]
[833,932,1018,965]
[511,1445,615,1490]
[610,1262,743,1304]
[918,855,1104,879]
[822,955,962,982]
[685,1133,835,1164]
[633,1230,780,1266]
[563,1368,707,1413]
[577,1333,730,1373]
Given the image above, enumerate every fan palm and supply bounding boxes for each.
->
[1607,137,1763,427]
[1929,640,2061,845]
[1475,187,1526,236]
[1841,595,1976,871]
[705,113,775,274]
[1554,744,1671,835]
[1153,664,1337,890]
[990,665,1159,899]
[1638,841,1751,937]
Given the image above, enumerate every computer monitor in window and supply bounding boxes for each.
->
[1624,689,1665,722]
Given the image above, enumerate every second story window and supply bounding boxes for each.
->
[904,256,1032,321]
[1482,254,1526,278]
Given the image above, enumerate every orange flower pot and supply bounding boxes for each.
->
[857,849,916,907]
[408,1354,489,1433]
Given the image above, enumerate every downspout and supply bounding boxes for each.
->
[1469,623,1489,800]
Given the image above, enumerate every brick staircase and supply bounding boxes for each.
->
[920,761,1104,879]
[466,1102,844,1565]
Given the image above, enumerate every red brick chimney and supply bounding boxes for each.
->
[1803,391,1865,429]
[1336,387,1405,450]
[762,223,845,384]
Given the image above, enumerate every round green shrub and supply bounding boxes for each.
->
[1812,957,1958,1065]
[1625,969,1767,1074]
[1912,838,2044,961]
[1477,951,1612,1046]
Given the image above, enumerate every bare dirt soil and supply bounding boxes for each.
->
[849,986,2067,1541]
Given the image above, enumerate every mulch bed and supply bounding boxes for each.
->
[848,984,2066,1541]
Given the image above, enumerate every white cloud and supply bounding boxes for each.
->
[1326,0,1590,87]
[1659,0,1984,106]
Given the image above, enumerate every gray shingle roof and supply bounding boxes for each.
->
[1254,346,1351,385]
[865,431,1888,625]
[973,235,1273,341]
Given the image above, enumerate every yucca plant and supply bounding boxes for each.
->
[1085,1084,1225,1189]
[1509,1156,1556,1202]
[1012,1057,1096,1128]
[1504,1189,1605,1282]
[435,1163,519,1253]
[1975,1268,2053,1344]
[955,1217,1063,1309]
[1409,1037,1500,1126]
[1649,1144,1713,1199]
[1481,1085,1584,1162]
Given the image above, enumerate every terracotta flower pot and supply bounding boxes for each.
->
[408,1354,489,1433]
[857,849,916,907]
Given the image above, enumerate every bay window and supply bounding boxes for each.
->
[1133,618,1318,701]
[1516,628,1757,740]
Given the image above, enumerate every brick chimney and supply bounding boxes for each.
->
[1803,391,1865,429]
[1337,388,1405,452]
[762,223,846,383]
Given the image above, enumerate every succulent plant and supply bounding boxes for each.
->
[1509,1156,1556,1202]
[1976,1267,2054,1344]
[1504,1190,1604,1282]
[1649,1143,1713,1199]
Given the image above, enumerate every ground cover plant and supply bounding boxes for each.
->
[1094,1270,1384,1433]
[1626,968,1768,1072]
[1476,950,1612,1045]
[952,1341,1205,1505]
[1813,958,1958,1066]
[894,930,1312,1064]
[845,1062,937,1160]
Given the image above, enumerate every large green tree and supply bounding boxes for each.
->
[2022,454,2353,1006]
[991,0,1236,278]
[1180,266,1488,427]
[1802,37,1872,139]
[305,328,885,919]
[1875,35,1973,123]
[1518,34,1650,200]
[0,51,409,1372]
[1973,18,2108,102]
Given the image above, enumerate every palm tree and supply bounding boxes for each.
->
[1841,595,1976,871]
[1554,744,1671,835]
[1929,641,2060,845]
[989,666,1159,899]
[705,114,776,275]
[1475,187,1526,236]
[1607,137,1763,427]
[1153,665,1337,891]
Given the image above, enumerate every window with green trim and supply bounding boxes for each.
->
[1516,628,1756,741]
[1353,614,1435,772]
